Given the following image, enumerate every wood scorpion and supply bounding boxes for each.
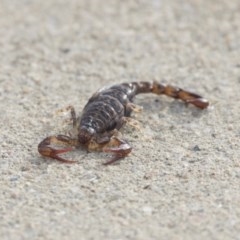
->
[38,81,209,165]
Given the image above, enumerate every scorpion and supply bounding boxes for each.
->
[38,81,209,165]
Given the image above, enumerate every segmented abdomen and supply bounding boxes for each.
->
[80,86,129,133]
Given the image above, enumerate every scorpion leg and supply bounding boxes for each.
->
[38,135,79,163]
[102,136,132,165]
[68,105,77,128]
[56,105,77,127]
[122,117,141,130]
[126,102,143,113]
[152,82,209,109]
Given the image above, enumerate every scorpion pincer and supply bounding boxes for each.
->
[38,81,209,165]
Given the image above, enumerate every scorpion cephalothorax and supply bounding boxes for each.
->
[38,81,209,165]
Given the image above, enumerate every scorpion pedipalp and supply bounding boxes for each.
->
[38,135,78,163]
[102,137,132,165]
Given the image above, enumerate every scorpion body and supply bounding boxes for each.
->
[38,81,209,165]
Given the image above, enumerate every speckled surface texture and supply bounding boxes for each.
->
[0,0,240,239]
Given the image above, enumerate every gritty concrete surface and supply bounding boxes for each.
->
[0,0,240,239]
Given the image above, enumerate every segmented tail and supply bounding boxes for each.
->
[132,81,209,109]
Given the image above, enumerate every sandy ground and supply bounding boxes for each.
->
[0,0,240,239]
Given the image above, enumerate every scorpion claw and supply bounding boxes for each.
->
[102,155,124,165]
[102,138,132,165]
[38,136,77,163]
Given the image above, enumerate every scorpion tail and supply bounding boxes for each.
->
[133,81,209,109]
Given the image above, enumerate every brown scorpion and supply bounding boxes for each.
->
[38,81,209,165]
